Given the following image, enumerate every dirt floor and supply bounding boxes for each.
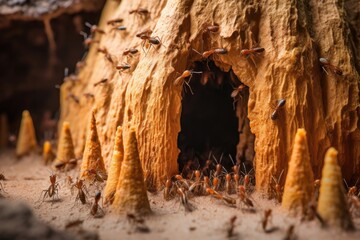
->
[0,150,360,240]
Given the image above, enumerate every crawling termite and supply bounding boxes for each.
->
[212,176,220,191]
[271,99,286,120]
[319,58,343,76]
[94,78,108,87]
[238,185,254,208]
[164,179,173,201]
[231,84,247,108]
[206,188,236,206]
[174,175,190,190]
[176,187,193,212]
[271,170,284,203]
[90,191,105,218]
[241,163,254,193]
[85,22,105,35]
[192,48,228,59]
[225,173,232,195]
[204,24,220,33]
[227,215,237,238]
[344,178,359,197]
[72,179,88,205]
[188,170,202,195]
[283,225,295,240]
[107,18,124,25]
[86,168,108,184]
[240,47,265,58]
[203,176,210,195]
[129,8,149,16]
[174,70,202,95]
[80,31,99,47]
[313,179,320,202]
[38,174,60,202]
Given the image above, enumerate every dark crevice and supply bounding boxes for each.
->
[177,61,254,178]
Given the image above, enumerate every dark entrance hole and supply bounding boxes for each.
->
[177,61,242,178]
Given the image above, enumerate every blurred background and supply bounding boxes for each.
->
[0,0,105,147]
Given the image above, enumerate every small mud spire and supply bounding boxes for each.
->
[113,128,151,215]
[282,128,314,216]
[53,121,76,169]
[104,126,124,204]
[43,141,56,165]
[79,111,106,180]
[317,147,354,230]
[16,110,37,157]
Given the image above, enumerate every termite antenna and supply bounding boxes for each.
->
[191,48,202,57]
[212,155,219,165]
[219,153,224,164]
[229,154,235,166]
[79,31,88,40]
[278,169,284,183]
[64,67,69,77]
[85,22,92,29]
[343,178,349,189]
[208,151,212,160]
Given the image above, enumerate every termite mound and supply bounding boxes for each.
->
[177,60,255,177]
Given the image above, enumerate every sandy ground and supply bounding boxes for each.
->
[0,150,360,240]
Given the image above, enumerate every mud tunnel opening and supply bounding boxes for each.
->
[178,61,255,178]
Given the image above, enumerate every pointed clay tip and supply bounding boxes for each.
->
[324,147,338,164]
[43,141,51,153]
[294,128,306,144]
[63,121,70,130]
[22,110,30,117]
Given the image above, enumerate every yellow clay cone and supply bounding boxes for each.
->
[79,111,106,179]
[113,128,151,215]
[43,141,56,165]
[53,121,76,167]
[317,148,354,230]
[282,128,314,215]
[16,110,37,157]
[104,126,124,204]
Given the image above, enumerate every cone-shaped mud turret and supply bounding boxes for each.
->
[53,121,76,168]
[80,111,106,179]
[113,128,151,215]
[43,141,56,165]
[282,128,314,215]
[104,126,124,204]
[16,110,37,157]
[317,148,354,230]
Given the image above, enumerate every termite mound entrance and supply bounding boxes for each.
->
[177,61,255,178]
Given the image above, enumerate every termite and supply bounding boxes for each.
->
[271,170,284,203]
[227,216,237,238]
[129,8,149,16]
[112,26,127,31]
[241,164,254,193]
[261,209,278,233]
[271,99,286,120]
[349,196,360,216]
[71,179,88,205]
[80,32,99,47]
[174,70,202,95]
[139,35,164,54]
[206,188,236,205]
[86,168,108,184]
[67,93,80,104]
[319,58,343,76]
[177,187,193,212]
[238,185,254,208]
[344,178,359,197]
[313,179,320,202]
[203,176,210,194]
[164,179,173,201]
[0,173,6,181]
[39,174,60,202]
[123,48,139,56]
[90,191,105,218]
[212,176,220,191]
[204,24,220,33]
[135,29,153,38]
[174,174,190,190]
[231,84,247,108]
[225,173,232,195]
[192,48,228,59]
[107,18,124,25]
[240,47,265,58]
[97,47,114,63]
[283,225,295,240]
[94,78,108,87]
[83,93,94,99]
[189,170,202,195]
[85,22,105,35]
[116,63,131,73]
